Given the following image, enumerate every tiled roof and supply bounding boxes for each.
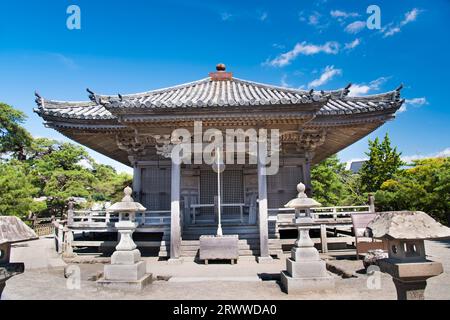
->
[96,78,327,109]
[34,98,115,120]
[34,77,403,120]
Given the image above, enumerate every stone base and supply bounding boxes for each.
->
[257,256,274,264]
[111,249,141,265]
[97,273,153,291]
[286,258,328,278]
[280,271,335,294]
[104,261,146,281]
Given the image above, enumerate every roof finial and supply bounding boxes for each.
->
[118,93,123,101]
[396,83,404,92]
[210,63,232,81]
[216,63,226,71]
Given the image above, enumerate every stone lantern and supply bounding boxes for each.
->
[97,187,152,290]
[280,183,335,293]
[368,211,450,300]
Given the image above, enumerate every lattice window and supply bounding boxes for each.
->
[199,169,244,219]
[268,166,304,208]
[141,166,171,210]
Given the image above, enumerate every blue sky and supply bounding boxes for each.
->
[1,0,449,173]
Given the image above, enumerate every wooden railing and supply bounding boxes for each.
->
[268,205,372,223]
[69,210,171,228]
[190,203,246,224]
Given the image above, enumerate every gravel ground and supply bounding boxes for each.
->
[3,238,450,300]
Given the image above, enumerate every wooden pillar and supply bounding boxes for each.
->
[67,199,74,226]
[169,160,182,263]
[257,148,272,263]
[132,163,142,202]
[368,193,375,213]
[320,224,328,253]
[303,152,313,197]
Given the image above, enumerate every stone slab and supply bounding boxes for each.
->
[280,271,335,294]
[256,256,274,264]
[167,258,184,265]
[97,273,153,291]
[378,259,443,280]
[104,261,146,281]
[199,235,239,261]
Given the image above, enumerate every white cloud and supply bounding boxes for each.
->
[265,41,339,67]
[299,10,329,30]
[52,53,78,70]
[345,20,366,34]
[348,77,389,97]
[402,147,450,163]
[280,74,290,87]
[308,12,321,25]
[344,38,361,50]
[398,97,429,113]
[384,27,401,37]
[221,12,232,21]
[402,8,421,25]
[308,65,342,88]
[260,12,268,21]
[383,8,422,37]
[345,147,450,169]
[330,10,359,19]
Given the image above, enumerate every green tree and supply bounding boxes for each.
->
[0,102,33,160]
[311,155,349,206]
[360,133,403,192]
[0,160,45,218]
[376,157,450,224]
[25,138,132,216]
[91,163,132,203]
[27,139,96,216]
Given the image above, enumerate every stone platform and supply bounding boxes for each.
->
[97,274,153,291]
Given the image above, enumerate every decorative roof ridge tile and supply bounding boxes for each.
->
[91,77,330,102]
[97,78,211,100]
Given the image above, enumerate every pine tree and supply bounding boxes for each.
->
[360,133,403,192]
